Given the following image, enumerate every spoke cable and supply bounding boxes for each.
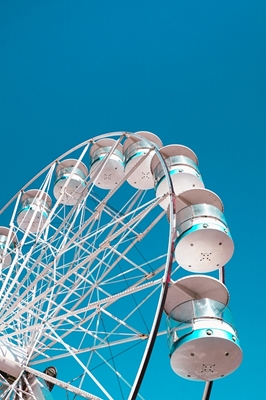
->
[100,315,125,400]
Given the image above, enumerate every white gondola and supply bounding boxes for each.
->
[53,159,88,205]
[0,227,17,268]
[17,190,52,233]
[174,188,234,272]
[89,139,124,189]
[123,131,163,189]
[0,131,242,398]
[164,275,242,381]
[151,145,204,209]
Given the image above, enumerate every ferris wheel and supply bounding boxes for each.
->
[0,131,242,400]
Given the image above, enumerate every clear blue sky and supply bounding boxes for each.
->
[1,1,265,399]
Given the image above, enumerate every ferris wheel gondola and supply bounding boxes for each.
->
[0,131,176,400]
[0,131,242,400]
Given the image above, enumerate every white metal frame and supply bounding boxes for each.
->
[0,132,176,400]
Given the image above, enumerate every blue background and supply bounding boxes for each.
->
[1,1,265,399]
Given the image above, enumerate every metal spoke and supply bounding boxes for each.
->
[0,131,179,399]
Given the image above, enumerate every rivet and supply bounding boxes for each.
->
[206,329,213,336]
[232,336,236,342]
[203,223,208,228]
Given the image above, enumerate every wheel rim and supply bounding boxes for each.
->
[0,132,176,400]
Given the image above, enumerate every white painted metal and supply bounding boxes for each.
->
[0,340,27,378]
[164,275,229,316]
[165,276,242,383]
[170,331,243,381]
[151,145,204,210]
[0,131,242,399]
[123,131,163,189]
[0,227,17,268]
[175,188,224,213]
[174,203,234,272]
[175,226,234,272]
[16,189,52,233]
[152,144,199,164]
[89,138,125,189]
[0,132,176,400]
[23,365,103,400]
[53,158,88,205]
